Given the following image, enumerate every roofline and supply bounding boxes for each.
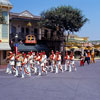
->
[10,10,41,19]
[0,4,13,9]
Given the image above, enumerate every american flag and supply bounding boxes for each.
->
[15,43,18,54]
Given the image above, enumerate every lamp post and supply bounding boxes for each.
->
[15,34,18,55]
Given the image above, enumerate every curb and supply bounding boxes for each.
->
[0,69,5,71]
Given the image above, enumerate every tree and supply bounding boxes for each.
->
[40,6,88,35]
[40,6,88,61]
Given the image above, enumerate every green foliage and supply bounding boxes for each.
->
[40,6,88,35]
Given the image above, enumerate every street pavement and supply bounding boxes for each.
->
[0,60,100,100]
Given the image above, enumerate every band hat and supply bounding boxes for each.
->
[23,53,26,56]
[9,51,13,55]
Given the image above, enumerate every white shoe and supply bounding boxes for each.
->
[8,71,12,74]
[74,68,77,71]
[28,74,31,77]
[21,76,24,78]
[14,75,18,77]
[50,70,53,72]
[62,69,64,72]
[5,71,8,73]
[38,73,42,76]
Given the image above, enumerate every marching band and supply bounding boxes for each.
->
[5,50,78,78]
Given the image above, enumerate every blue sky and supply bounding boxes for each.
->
[10,0,100,40]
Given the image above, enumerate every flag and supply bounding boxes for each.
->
[15,43,18,54]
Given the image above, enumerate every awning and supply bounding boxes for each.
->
[18,44,37,51]
[0,43,11,50]
[35,44,49,52]
[18,44,49,52]
[70,46,79,49]
[65,47,70,51]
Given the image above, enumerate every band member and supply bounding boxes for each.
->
[55,51,63,73]
[21,53,28,78]
[69,52,76,72]
[7,52,15,74]
[6,52,12,74]
[34,52,40,74]
[40,52,47,75]
[64,52,70,71]
[27,52,33,76]
[49,50,55,72]
[29,52,34,73]
[32,51,36,71]
[15,52,22,76]
[35,52,41,75]
[43,52,48,70]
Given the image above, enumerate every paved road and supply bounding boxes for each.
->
[0,60,100,100]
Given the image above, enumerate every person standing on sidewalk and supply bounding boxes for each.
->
[91,51,95,63]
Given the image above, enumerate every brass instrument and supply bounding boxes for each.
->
[6,53,15,63]
[15,54,23,62]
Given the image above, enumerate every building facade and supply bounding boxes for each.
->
[0,0,12,65]
[9,10,64,53]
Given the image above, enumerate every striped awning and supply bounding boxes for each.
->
[0,43,11,50]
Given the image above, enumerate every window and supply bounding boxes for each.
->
[44,30,48,38]
[21,27,24,33]
[34,28,38,34]
[2,24,8,38]
[12,26,16,33]
[3,51,6,59]
[34,28,38,39]
[51,30,53,38]
[2,11,8,23]
[31,36,34,40]
[26,28,30,35]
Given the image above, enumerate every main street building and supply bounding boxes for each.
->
[9,10,64,53]
[0,0,12,64]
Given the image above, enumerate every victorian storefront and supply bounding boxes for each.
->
[9,10,63,53]
[0,0,12,65]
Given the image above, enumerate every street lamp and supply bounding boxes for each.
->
[15,34,18,55]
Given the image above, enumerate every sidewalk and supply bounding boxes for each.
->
[0,65,7,69]
[75,57,100,61]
